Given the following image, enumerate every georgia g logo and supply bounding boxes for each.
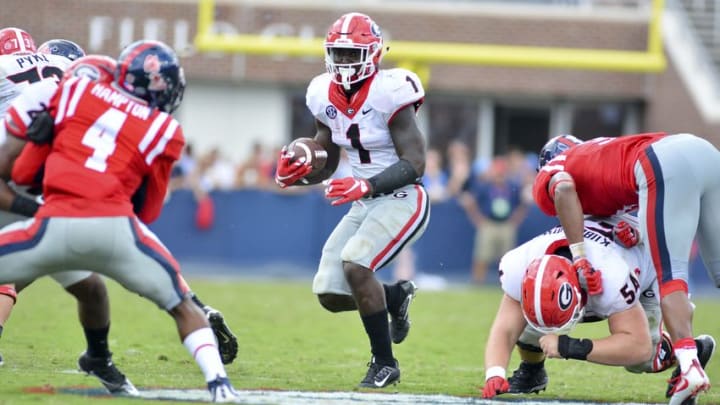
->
[558,282,574,311]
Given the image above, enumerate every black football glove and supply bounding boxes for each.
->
[26,110,55,145]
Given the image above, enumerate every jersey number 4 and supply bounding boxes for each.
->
[82,108,126,172]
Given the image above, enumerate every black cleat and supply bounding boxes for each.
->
[508,361,548,394]
[389,280,417,344]
[204,306,239,365]
[358,357,401,388]
[666,334,715,404]
[78,352,139,396]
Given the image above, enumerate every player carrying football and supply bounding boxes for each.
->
[274,13,429,388]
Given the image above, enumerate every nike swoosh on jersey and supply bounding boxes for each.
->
[362,108,372,115]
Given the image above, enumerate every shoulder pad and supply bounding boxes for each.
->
[368,68,425,114]
[306,73,332,117]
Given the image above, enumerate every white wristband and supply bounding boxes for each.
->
[569,242,586,259]
[485,366,506,381]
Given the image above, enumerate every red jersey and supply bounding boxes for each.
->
[532,132,666,217]
[11,77,184,223]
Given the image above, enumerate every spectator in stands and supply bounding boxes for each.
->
[422,147,449,203]
[459,156,528,284]
[193,147,237,192]
[235,140,275,190]
[446,139,472,197]
[169,142,197,193]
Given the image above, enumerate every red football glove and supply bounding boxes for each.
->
[482,376,509,399]
[324,177,370,206]
[614,220,639,248]
[274,146,312,188]
[574,258,603,296]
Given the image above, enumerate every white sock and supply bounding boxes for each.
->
[674,341,698,372]
[183,327,227,381]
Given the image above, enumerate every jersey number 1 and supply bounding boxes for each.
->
[346,124,371,164]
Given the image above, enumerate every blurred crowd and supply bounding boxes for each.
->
[169,139,538,286]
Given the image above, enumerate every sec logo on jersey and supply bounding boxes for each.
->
[325,105,337,119]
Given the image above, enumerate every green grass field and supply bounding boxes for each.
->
[0,276,719,404]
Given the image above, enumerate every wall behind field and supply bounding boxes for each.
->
[149,189,715,292]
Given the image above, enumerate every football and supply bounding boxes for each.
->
[288,137,328,173]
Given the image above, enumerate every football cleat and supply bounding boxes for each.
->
[389,280,417,344]
[78,352,139,396]
[204,306,239,365]
[358,357,400,388]
[207,376,239,403]
[667,335,715,405]
[508,361,548,394]
[654,331,677,372]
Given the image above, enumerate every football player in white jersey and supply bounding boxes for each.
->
[0,27,141,395]
[274,13,430,388]
[481,216,716,400]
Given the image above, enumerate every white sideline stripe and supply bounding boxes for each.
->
[61,387,666,405]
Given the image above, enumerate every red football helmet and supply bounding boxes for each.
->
[521,255,584,334]
[0,27,36,55]
[324,13,384,89]
[64,55,117,83]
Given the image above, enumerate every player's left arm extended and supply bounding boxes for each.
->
[541,304,652,366]
[368,105,426,195]
[586,304,653,366]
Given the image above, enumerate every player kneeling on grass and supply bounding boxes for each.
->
[481,215,716,400]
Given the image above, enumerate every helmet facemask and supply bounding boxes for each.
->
[324,13,384,90]
[325,42,381,90]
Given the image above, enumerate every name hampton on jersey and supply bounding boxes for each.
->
[89,82,152,120]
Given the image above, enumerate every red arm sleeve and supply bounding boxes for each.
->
[136,156,173,224]
[11,143,51,186]
[532,169,558,216]
[136,124,185,224]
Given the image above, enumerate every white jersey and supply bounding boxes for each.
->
[305,69,425,179]
[0,52,71,143]
[500,216,656,320]
[4,79,58,139]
